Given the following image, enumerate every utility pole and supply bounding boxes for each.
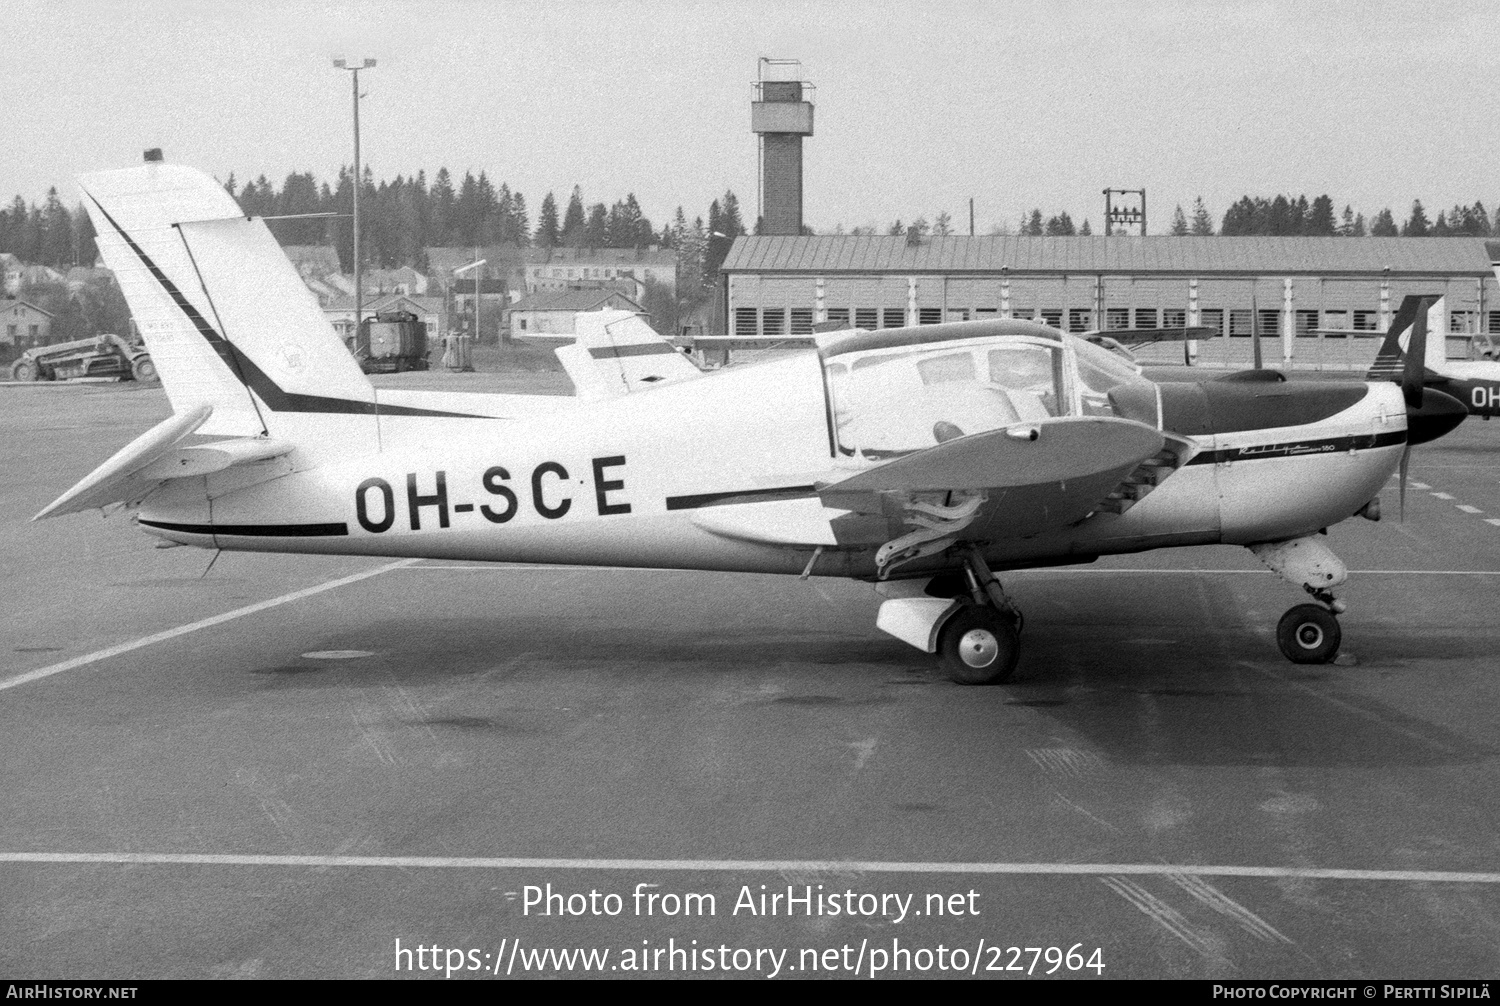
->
[334,58,376,341]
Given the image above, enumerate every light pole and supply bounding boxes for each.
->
[334,57,376,342]
[454,256,486,340]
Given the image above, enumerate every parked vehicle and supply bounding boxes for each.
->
[352,311,429,373]
[9,334,156,382]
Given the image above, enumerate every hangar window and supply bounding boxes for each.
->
[1134,308,1159,329]
[1229,310,1252,337]
[734,308,758,336]
[1200,309,1224,336]
[1068,309,1093,333]
[1257,310,1281,336]
[855,307,878,329]
[1163,308,1186,328]
[1295,310,1318,335]
[762,309,786,336]
[1106,308,1129,330]
[1012,308,1035,321]
[975,307,998,319]
[790,308,814,335]
[826,308,850,329]
[1353,311,1377,331]
[918,308,942,325]
[946,309,970,323]
[883,308,905,328]
[1488,311,1500,334]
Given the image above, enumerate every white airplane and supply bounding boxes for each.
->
[35,161,1468,684]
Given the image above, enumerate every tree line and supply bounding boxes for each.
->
[6,176,1499,280]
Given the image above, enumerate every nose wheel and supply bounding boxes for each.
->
[1276,602,1342,664]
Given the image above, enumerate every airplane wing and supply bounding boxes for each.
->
[556,310,703,401]
[689,416,1173,572]
[1083,326,1216,346]
[33,404,295,520]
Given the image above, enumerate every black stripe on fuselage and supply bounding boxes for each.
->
[86,197,488,419]
[140,519,349,537]
[1183,430,1405,465]
[665,485,818,510]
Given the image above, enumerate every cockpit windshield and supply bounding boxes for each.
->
[821,325,1153,461]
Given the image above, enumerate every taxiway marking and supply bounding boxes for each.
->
[396,566,1500,576]
[4,851,1500,883]
[0,559,417,693]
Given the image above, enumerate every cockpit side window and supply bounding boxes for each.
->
[1070,336,1151,417]
[986,345,1062,418]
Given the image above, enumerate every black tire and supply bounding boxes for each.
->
[10,358,38,381]
[1276,604,1341,664]
[938,605,1020,685]
[130,355,157,382]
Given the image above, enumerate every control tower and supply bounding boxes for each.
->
[752,59,814,236]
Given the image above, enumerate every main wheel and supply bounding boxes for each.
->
[130,355,157,382]
[10,358,38,381]
[1276,604,1341,664]
[939,605,1020,685]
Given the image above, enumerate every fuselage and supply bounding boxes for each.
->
[136,340,1409,581]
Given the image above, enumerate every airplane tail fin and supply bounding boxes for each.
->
[78,161,378,445]
[1367,294,1446,381]
[555,309,702,400]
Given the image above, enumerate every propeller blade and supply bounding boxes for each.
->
[1403,298,1430,408]
[1398,445,1410,522]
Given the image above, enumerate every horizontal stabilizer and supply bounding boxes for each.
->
[33,405,295,520]
[558,310,701,400]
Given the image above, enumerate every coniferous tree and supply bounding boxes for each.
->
[562,186,587,246]
[1170,205,1189,235]
[1190,198,1214,235]
[535,192,560,248]
[1370,208,1398,236]
[1401,200,1430,236]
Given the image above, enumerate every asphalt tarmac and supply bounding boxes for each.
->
[2,376,1499,980]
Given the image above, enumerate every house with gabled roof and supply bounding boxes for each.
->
[507,289,643,345]
[2,299,55,348]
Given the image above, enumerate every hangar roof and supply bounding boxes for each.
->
[720,235,1494,279]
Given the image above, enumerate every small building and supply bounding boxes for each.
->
[1,299,54,348]
[0,254,21,296]
[324,294,446,348]
[524,246,678,299]
[507,289,644,345]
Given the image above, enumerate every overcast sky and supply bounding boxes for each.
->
[6,0,1496,234]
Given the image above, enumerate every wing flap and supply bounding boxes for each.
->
[819,417,1166,555]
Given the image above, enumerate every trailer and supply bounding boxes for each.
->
[352,311,429,373]
[9,334,155,383]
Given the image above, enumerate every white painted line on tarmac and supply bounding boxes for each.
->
[1010,569,1500,576]
[1488,519,1500,527]
[3,850,1500,884]
[396,566,1500,576]
[1431,492,1456,500]
[0,559,418,693]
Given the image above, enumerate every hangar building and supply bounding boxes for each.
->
[716,234,1498,365]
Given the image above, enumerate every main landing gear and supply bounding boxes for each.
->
[872,545,1025,685]
[937,546,1023,686]
[1249,536,1348,664]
